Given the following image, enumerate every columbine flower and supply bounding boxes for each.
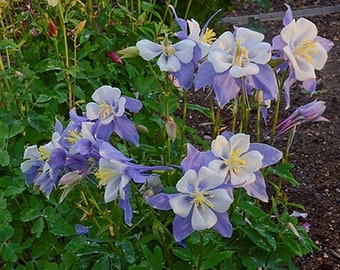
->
[209,132,283,202]
[169,5,220,63]
[272,4,333,107]
[275,100,328,139]
[86,85,142,145]
[209,28,271,78]
[209,134,263,185]
[136,35,195,72]
[194,27,278,108]
[136,34,196,89]
[96,142,172,226]
[147,166,233,242]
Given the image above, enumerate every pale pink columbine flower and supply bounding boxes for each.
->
[275,100,328,138]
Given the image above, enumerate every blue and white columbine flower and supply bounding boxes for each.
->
[208,28,271,78]
[272,4,333,107]
[209,134,263,185]
[147,166,233,242]
[136,35,195,72]
[96,142,172,226]
[169,167,233,232]
[169,5,220,63]
[86,85,142,145]
[195,27,278,108]
[208,132,283,202]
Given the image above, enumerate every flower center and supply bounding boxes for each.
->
[95,167,120,187]
[192,190,214,211]
[202,28,216,44]
[66,129,82,144]
[294,39,317,63]
[232,39,250,67]
[100,102,113,120]
[161,39,175,57]
[38,146,51,161]
[225,149,246,174]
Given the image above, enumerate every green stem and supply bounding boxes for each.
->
[240,81,250,133]
[184,0,193,19]
[179,90,188,161]
[231,99,238,133]
[283,127,296,163]
[196,231,204,270]
[209,95,221,138]
[57,1,73,108]
[256,92,262,142]
[269,68,289,144]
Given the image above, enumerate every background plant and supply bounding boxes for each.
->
[0,0,330,269]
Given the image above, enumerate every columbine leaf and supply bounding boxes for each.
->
[202,251,233,269]
[266,163,298,186]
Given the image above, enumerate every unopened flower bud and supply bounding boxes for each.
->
[48,19,58,38]
[165,116,177,140]
[107,51,123,65]
[136,124,149,134]
[117,46,140,59]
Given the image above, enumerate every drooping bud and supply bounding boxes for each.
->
[165,116,177,141]
[107,51,123,65]
[48,19,58,38]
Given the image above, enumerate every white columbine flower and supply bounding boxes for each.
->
[280,18,328,81]
[95,158,129,203]
[169,167,233,231]
[207,27,271,78]
[136,36,196,72]
[209,134,263,185]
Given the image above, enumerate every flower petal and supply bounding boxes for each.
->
[208,188,233,212]
[242,150,263,171]
[231,168,255,186]
[173,39,196,63]
[169,194,193,217]
[197,166,225,191]
[229,133,250,154]
[173,214,195,242]
[136,39,162,60]
[192,205,217,231]
[212,212,233,237]
[157,54,181,72]
[104,177,120,203]
[211,135,230,159]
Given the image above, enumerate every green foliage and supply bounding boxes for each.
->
[0,0,319,269]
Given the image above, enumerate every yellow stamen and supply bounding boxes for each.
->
[193,191,214,211]
[294,39,317,63]
[38,146,51,161]
[202,28,216,44]
[95,167,120,186]
[161,38,175,57]
[232,39,250,67]
[100,102,112,119]
[66,129,82,144]
[225,149,246,174]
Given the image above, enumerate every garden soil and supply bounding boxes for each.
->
[183,1,340,269]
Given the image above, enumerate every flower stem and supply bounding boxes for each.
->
[179,90,188,160]
[196,231,204,270]
[57,1,73,109]
[270,68,289,144]
[209,95,221,138]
